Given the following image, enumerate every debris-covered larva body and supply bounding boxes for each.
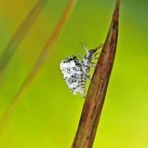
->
[60,45,102,97]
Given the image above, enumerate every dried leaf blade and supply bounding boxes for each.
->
[72,0,120,147]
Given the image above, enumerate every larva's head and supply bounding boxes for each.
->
[88,48,97,56]
[83,45,97,59]
[84,49,97,60]
[83,43,103,58]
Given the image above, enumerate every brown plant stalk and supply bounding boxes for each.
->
[72,0,120,147]
[0,0,78,134]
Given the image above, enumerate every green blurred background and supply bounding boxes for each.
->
[0,0,148,147]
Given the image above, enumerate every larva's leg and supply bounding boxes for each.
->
[94,57,99,60]
[87,74,91,80]
[92,65,96,68]
[94,52,100,56]
[93,52,100,59]
[86,75,92,81]
[81,90,86,99]
[92,62,97,65]
[90,62,97,68]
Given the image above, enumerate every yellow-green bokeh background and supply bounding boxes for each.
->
[0,0,148,147]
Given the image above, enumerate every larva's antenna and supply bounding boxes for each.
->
[80,41,87,48]
[77,53,84,60]
[83,46,89,55]
[80,41,89,53]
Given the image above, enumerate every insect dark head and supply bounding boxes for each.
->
[84,48,97,60]
[89,49,97,55]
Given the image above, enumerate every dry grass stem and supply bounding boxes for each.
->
[0,0,78,134]
[72,0,120,147]
[0,0,48,74]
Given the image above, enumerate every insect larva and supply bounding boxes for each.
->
[60,44,103,97]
